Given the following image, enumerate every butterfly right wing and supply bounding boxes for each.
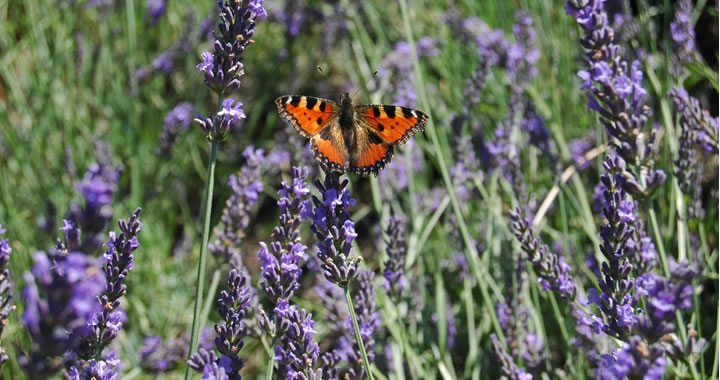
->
[276,95,348,172]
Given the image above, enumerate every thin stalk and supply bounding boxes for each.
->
[345,285,375,380]
[184,139,218,380]
[265,335,278,380]
[200,268,222,331]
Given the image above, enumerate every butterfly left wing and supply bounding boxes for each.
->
[354,104,428,145]
[276,95,339,138]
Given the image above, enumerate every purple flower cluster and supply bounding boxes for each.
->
[139,327,215,373]
[670,0,697,66]
[195,98,247,142]
[509,207,576,299]
[378,37,439,107]
[669,87,719,155]
[67,152,123,254]
[490,334,533,380]
[196,0,266,96]
[71,208,142,369]
[382,216,408,297]
[566,0,666,197]
[272,303,321,379]
[20,250,106,375]
[189,269,252,379]
[209,146,265,265]
[258,166,310,304]
[590,153,639,338]
[0,226,14,367]
[157,102,195,157]
[595,336,666,380]
[146,0,166,26]
[303,176,361,288]
[344,270,379,379]
[68,351,122,380]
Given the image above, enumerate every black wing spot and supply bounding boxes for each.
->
[391,125,395,129]
[401,107,414,118]
[372,107,381,118]
[317,117,323,124]
[306,97,317,110]
[290,97,301,107]
[385,106,396,118]
[395,122,399,125]
[377,123,385,131]
[319,102,326,112]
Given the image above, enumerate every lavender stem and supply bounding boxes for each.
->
[265,335,277,380]
[345,285,374,380]
[184,138,218,380]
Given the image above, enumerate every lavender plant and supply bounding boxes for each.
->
[70,208,142,371]
[0,226,13,367]
[188,269,251,379]
[186,1,266,374]
[209,146,265,265]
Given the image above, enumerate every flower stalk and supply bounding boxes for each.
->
[345,285,374,380]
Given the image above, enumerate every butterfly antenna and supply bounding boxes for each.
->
[351,70,379,100]
[317,66,330,80]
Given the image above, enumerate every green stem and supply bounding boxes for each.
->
[184,139,218,380]
[345,285,374,380]
[200,268,222,332]
[265,335,278,380]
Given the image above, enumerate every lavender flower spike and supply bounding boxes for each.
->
[72,208,142,370]
[189,269,251,380]
[670,0,697,65]
[591,153,639,338]
[258,166,310,304]
[490,334,533,380]
[195,98,246,142]
[273,304,322,379]
[0,226,14,367]
[304,175,361,288]
[566,0,666,197]
[197,0,266,96]
[509,207,576,299]
[382,216,408,297]
[157,102,195,157]
[209,146,265,265]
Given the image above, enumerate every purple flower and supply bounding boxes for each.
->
[304,176,361,287]
[257,166,311,332]
[209,146,265,264]
[196,99,247,141]
[67,147,123,254]
[379,37,439,107]
[591,153,640,338]
[490,334,533,380]
[382,216,408,296]
[273,305,321,378]
[509,207,576,299]
[670,0,696,65]
[69,350,122,380]
[197,0,265,96]
[146,0,166,25]
[157,102,195,157]
[343,270,379,379]
[0,226,14,367]
[189,269,251,380]
[566,0,666,197]
[71,208,142,368]
[20,249,106,376]
[595,336,666,380]
[139,327,214,373]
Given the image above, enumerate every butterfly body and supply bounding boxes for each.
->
[276,93,427,176]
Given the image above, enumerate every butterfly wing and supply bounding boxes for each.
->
[347,104,427,176]
[354,104,428,144]
[311,123,349,174]
[276,95,340,137]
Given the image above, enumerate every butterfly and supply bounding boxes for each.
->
[275,93,428,176]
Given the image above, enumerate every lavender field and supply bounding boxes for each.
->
[0,0,718,379]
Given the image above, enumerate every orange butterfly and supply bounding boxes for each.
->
[275,93,428,176]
